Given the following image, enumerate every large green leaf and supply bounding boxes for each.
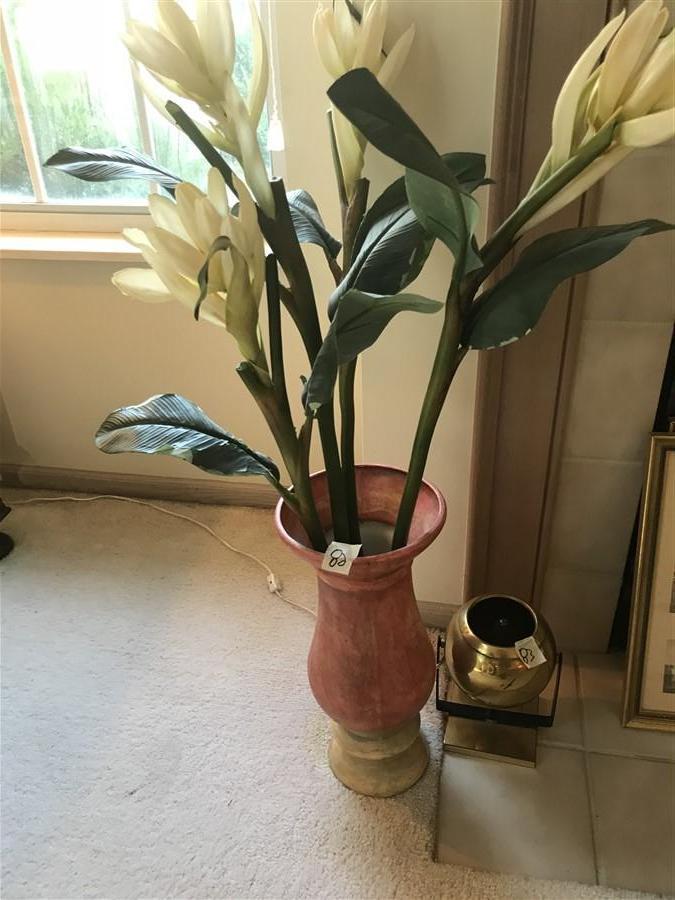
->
[328,154,488,317]
[306,290,443,411]
[346,153,490,294]
[329,206,433,317]
[95,394,280,481]
[327,68,459,191]
[466,219,674,350]
[328,71,484,301]
[44,146,180,195]
[405,168,482,274]
[350,152,489,263]
[287,189,341,258]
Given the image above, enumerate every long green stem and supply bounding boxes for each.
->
[168,104,345,544]
[265,254,325,549]
[392,287,466,550]
[475,120,616,285]
[238,362,326,551]
[166,101,236,193]
[261,180,349,543]
[392,124,619,549]
[338,361,360,543]
[336,179,369,545]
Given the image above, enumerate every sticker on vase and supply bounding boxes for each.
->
[321,541,362,575]
[515,636,547,669]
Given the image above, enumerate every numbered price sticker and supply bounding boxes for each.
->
[321,541,362,576]
[515,636,547,669]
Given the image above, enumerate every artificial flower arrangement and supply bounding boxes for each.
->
[46,0,674,796]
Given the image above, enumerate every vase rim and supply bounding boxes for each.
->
[455,593,545,659]
[274,463,446,571]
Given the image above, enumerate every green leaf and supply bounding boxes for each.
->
[327,69,458,191]
[287,189,341,258]
[306,290,443,411]
[329,206,433,317]
[466,219,675,350]
[95,393,280,481]
[351,152,489,263]
[405,168,482,273]
[328,155,488,317]
[44,146,180,195]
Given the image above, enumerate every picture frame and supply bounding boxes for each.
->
[623,432,675,732]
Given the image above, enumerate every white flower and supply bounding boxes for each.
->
[123,0,274,219]
[113,169,266,368]
[522,0,674,232]
[313,0,415,198]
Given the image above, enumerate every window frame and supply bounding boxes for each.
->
[0,0,279,238]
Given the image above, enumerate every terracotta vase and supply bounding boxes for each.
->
[275,464,446,797]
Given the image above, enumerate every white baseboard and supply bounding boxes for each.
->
[418,601,457,629]
[0,464,278,508]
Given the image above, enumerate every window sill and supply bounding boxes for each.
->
[0,231,142,262]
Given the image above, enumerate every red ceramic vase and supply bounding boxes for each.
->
[275,465,446,797]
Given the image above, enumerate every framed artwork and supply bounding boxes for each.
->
[623,432,675,731]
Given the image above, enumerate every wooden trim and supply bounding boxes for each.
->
[0,464,278,508]
[465,0,610,606]
[464,0,536,599]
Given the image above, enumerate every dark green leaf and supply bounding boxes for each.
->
[287,189,341,258]
[306,290,442,411]
[95,393,280,480]
[352,152,489,262]
[44,146,180,195]
[328,206,433,317]
[327,68,458,191]
[405,168,482,273]
[466,219,675,350]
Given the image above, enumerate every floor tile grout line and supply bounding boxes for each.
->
[575,654,602,887]
[540,740,675,764]
[582,747,675,764]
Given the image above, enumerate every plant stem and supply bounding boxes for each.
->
[474,120,616,286]
[168,104,345,544]
[327,110,348,208]
[392,286,466,550]
[391,123,618,551]
[338,361,360,543]
[260,181,349,542]
[336,179,370,545]
[166,101,236,193]
[237,362,326,551]
[265,254,325,548]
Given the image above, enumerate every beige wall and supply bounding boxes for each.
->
[540,143,675,651]
[0,0,502,615]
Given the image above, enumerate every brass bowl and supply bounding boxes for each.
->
[445,594,557,708]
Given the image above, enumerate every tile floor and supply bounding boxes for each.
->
[436,653,675,896]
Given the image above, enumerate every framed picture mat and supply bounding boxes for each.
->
[623,432,675,731]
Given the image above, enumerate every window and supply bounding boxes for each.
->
[0,0,270,209]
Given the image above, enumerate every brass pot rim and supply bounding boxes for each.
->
[454,593,541,660]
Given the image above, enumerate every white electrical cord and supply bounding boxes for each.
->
[7,495,316,618]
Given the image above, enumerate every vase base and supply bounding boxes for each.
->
[328,714,429,797]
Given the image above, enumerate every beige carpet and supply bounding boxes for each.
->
[0,489,646,899]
